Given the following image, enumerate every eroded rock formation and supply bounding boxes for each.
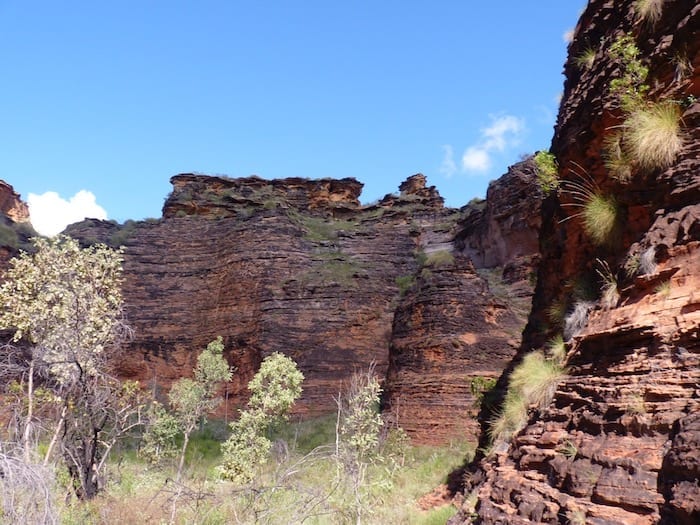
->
[452,1,699,523]
[0,180,34,272]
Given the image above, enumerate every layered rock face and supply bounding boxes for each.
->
[383,163,543,444]
[0,180,33,272]
[0,180,30,224]
[69,174,464,418]
[453,1,699,524]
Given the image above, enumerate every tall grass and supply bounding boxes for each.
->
[634,0,665,25]
[623,101,683,171]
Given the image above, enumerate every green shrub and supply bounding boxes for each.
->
[534,151,559,194]
[623,101,684,171]
[608,34,649,112]
[583,193,620,246]
[395,274,416,296]
[0,222,19,248]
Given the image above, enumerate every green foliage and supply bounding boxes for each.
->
[534,151,559,195]
[140,402,180,464]
[583,193,619,246]
[0,235,124,383]
[573,47,597,70]
[0,222,19,248]
[608,34,649,112]
[395,274,416,296]
[547,335,567,364]
[469,376,497,407]
[654,279,672,297]
[557,440,578,459]
[108,219,138,247]
[595,258,619,309]
[424,250,455,268]
[338,371,383,464]
[563,176,621,246]
[218,353,303,483]
[623,101,683,171]
[416,505,458,525]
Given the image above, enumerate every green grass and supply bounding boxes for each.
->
[490,351,566,442]
[424,250,455,268]
[623,101,683,171]
[573,47,596,70]
[603,132,633,183]
[583,193,619,246]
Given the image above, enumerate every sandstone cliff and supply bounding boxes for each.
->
[383,161,543,444]
[0,180,34,272]
[452,1,699,523]
[67,174,465,418]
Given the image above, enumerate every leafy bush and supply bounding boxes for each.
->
[623,101,684,171]
[534,151,559,194]
[218,353,303,484]
[395,274,416,296]
[608,34,649,112]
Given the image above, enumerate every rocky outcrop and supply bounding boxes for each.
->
[382,163,543,444]
[69,174,465,418]
[0,180,34,273]
[383,253,522,444]
[452,1,700,523]
[0,180,30,224]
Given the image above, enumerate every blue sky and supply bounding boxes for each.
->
[1,1,585,235]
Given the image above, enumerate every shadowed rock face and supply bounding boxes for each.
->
[452,1,700,523]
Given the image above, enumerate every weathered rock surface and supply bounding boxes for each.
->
[382,165,543,444]
[68,174,465,418]
[452,1,700,523]
[0,180,29,224]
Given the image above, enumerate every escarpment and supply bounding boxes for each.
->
[66,174,459,417]
[452,1,699,524]
[383,161,543,444]
[0,180,34,272]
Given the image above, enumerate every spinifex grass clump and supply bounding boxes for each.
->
[573,47,597,70]
[623,101,683,171]
[634,0,665,25]
[489,351,566,442]
[561,167,622,246]
[603,132,633,183]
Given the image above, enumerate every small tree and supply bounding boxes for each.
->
[0,235,140,499]
[167,336,232,482]
[335,366,384,525]
[218,352,303,484]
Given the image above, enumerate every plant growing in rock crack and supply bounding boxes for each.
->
[564,301,595,340]
[534,151,559,195]
[573,47,597,70]
[623,100,684,171]
[602,132,633,183]
[624,246,657,277]
[489,351,566,442]
[626,392,647,415]
[608,34,649,112]
[547,334,567,364]
[557,440,578,459]
[595,258,619,309]
[633,0,665,25]
[654,279,672,298]
[560,166,622,246]
[424,249,455,268]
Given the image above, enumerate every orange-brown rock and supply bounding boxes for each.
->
[0,180,29,224]
[451,1,700,523]
[68,174,468,419]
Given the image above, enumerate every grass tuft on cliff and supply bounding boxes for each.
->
[623,101,683,171]
[603,132,633,183]
[489,351,566,442]
[633,0,665,25]
[573,47,596,70]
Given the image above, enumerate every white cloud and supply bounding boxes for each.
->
[563,28,575,44]
[462,146,491,172]
[460,114,525,174]
[28,190,108,236]
[439,144,458,177]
